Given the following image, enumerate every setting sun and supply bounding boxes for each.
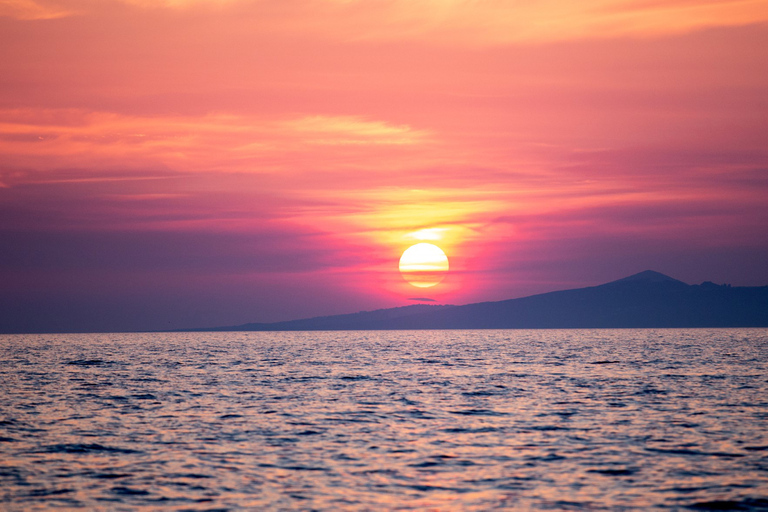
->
[399,243,449,288]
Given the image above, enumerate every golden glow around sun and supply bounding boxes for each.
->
[399,242,449,288]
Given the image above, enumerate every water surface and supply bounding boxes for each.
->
[1,329,767,510]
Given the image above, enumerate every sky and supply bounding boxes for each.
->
[1,0,767,332]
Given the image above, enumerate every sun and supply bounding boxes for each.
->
[399,243,449,288]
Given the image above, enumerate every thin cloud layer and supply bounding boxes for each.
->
[0,0,74,19]
[0,110,430,179]
[5,0,767,42]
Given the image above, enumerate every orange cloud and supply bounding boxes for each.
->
[0,109,432,181]
[6,0,767,42]
[0,0,74,19]
[310,0,768,44]
[282,115,429,145]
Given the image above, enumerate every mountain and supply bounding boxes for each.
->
[199,304,454,331]
[389,271,768,329]
[195,271,768,331]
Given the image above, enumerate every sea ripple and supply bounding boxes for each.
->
[1,329,767,510]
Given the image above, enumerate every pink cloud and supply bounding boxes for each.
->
[7,0,767,42]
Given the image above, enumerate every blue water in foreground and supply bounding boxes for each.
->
[1,329,768,511]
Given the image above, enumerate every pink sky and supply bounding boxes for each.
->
[1,0,767,331]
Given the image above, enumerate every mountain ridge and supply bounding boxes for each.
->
[191,270,768,331]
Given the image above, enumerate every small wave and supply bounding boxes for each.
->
[259,463,327,471]
[352,468,400,476]
[25,488,73,498]
[637,386,667,395]
[646,447,744,458]
[130,393,157,400]
[111,486,150,496]
[686,498,768,510]
[528,425,570,431]
[65,359,111,366]
[462,389,507,396]
[526,453,566,462]
[588,468,637,476]
[402,483,470,493]
[92,473,131,479]
[295,429,324,436]
[395,409,435,419]
[449,408,506,416]
[409,456,477,469]
[282,375,326,382]
[442,427,499,433]
[38,443,140,454]
[409,460,443,468]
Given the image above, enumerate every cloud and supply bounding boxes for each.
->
[147,0,768,44]
[283,115,428,145]
[7,0,767,43]
[152,1,768,43]
[120,0,240,7]
[0,109,430,182]
[0,0,74,19]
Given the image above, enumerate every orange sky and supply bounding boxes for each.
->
[1,0,767,331]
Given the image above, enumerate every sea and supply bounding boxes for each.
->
[1,329,767,511]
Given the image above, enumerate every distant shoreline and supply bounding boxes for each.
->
[186,271,768,332]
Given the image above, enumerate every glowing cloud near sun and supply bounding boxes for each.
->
[399,243,449,288]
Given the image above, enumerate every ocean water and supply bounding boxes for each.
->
[1,329,767,511]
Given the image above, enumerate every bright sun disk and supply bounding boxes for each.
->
[399,242,449,288]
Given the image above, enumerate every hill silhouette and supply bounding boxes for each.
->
[204,304,454,331]
[196,271,768,331]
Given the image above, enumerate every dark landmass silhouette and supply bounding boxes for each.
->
[197,303,454,331]
[195,270,768,331]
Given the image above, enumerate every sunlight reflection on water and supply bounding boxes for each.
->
[1,329,767,510]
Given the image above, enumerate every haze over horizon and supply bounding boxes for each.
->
[1,0,767,333]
